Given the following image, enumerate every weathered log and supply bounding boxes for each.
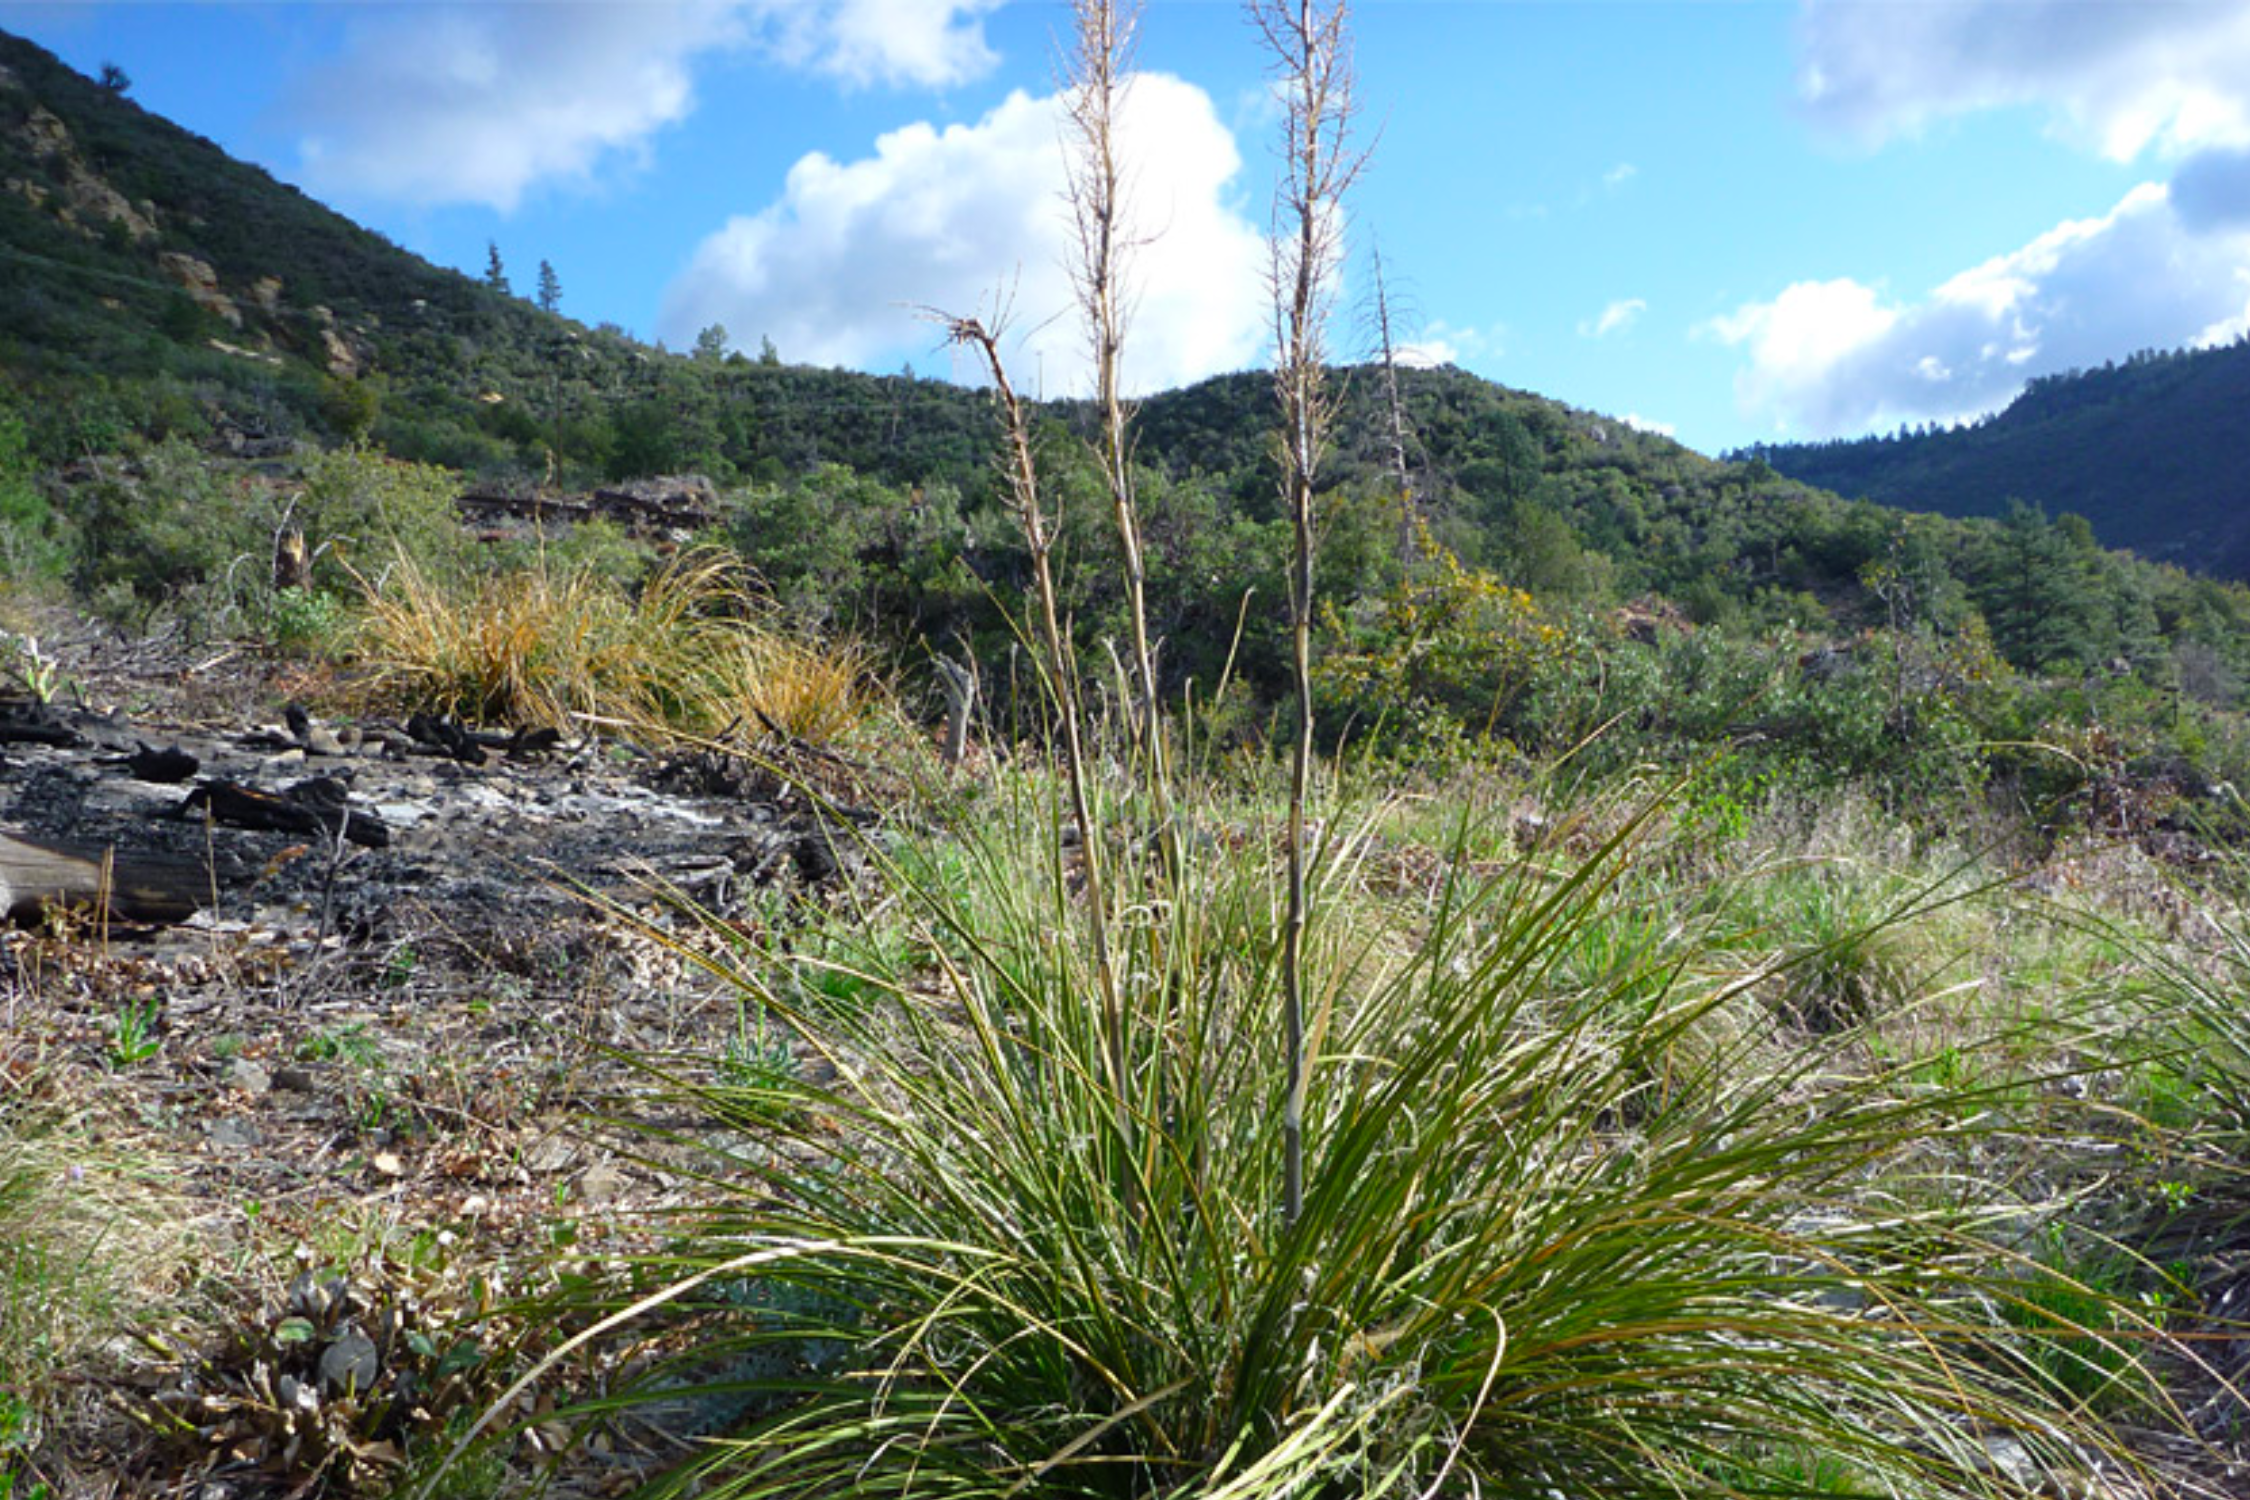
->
[0,702,86,748]
[455,489,595,524]
[454,476,714,534]
[124,742,200,783]
[0,830,208,926]
[180,777,391,849]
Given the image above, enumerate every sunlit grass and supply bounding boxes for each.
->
[348,547,884,745]
[0,1104,187,1457]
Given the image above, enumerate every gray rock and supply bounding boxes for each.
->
[224,1058,271,1096]
[525,1135,579,1175]
[205,1117,259,1150]
[575,1160,630,1205]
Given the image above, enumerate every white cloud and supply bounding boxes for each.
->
[2172,145,2250,231]
[1393,340,1457,369]
[1395,318,1501,368]
[288,1,1004,211]
[1795,0,2250,160]
[743,0,1002,90]
[1603,162,1638,190]
[1705,182,2250,436]
[1579,297,1646,339]
[660,72,1268,396]
[1702,277,1897,429]
[1622,412,1675,438]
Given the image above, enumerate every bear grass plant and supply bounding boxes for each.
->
[448,762,2196,1500]
[432,5,2204,1482]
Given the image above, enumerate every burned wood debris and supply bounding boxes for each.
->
[0,696,885,939]
[180,776,391,849]
[454,473,718,536]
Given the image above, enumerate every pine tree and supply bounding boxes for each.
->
[484,242,510,296]
[536,260,562,315]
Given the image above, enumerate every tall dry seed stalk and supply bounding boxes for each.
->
[1252,0,1359,1225]
[941,315,1129,1113]
[1064,0,1172,836]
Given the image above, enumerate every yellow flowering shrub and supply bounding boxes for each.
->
[1316,545,1565,753]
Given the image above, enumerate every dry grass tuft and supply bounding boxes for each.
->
[1,1105,191,1448]
[347,548,884,745]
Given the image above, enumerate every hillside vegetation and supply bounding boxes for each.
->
[1746,339,2250,578]
[9,26,2250,817]
[16,13,2250,1500]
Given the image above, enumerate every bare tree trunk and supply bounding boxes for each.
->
[936,655,977,767]
[1250,0,1358,1227]
[1369,243,1419,556]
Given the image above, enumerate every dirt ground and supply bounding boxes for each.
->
[0,619,886,1498]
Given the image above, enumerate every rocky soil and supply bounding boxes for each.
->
[0,624,892,1498]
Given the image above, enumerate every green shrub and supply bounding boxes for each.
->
[68,435,251,619]
[294,443,469,589]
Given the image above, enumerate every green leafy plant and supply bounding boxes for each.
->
[267,585,342,652]
[714,999,799,1124]
[296,1022,380,1068]
[0,633,68,706]
[0,1466,52,1500]
[107,995,162,1068]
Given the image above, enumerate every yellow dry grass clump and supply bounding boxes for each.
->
[349,548,882,745]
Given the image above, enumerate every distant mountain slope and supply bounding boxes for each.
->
[0,29,1742,516]
[10,23,2250,704]
[1745,340,2250,579]
[0,28,511,384]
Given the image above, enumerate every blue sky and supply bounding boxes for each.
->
[8,1,2250,458]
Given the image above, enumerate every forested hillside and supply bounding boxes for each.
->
[9,23,2250,815]
[1745,339,2250,577]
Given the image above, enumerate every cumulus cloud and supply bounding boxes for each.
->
[1395,318,1501,368]
[2171,146,2250,231]
[660,72,1268,396]
[1795,0,2250,160]
[743,0,1001,89]
[1622,413,1676,438]
[1704,182,2250,436]
[1579,297,1645,339]
[288,1,1003,211]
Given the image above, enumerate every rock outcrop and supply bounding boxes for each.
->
[5,103,159,243]
[158,250,243,328]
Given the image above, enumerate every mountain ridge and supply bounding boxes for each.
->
[1744,339,2250,579]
